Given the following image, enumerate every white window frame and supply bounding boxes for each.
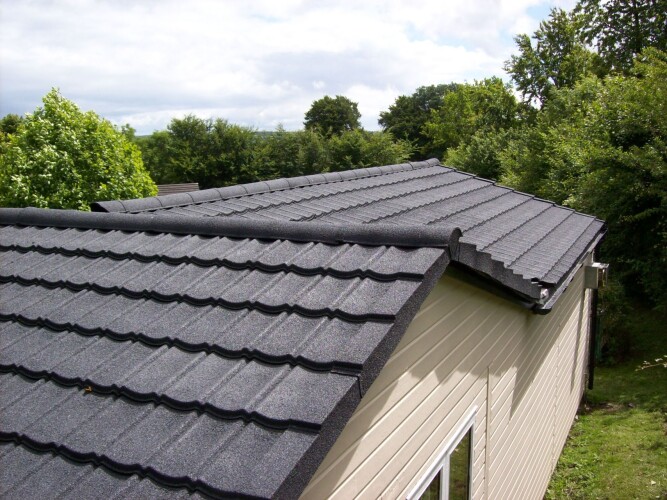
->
[407,406,477,500]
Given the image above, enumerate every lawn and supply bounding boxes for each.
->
[546,306,667,499]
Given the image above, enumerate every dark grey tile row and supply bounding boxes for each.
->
[311,176,492,224]
[0,323,356,429]
[0,442,204,500]
[0,374,318,498]
[541,219,605,285]
[170,164,448,218]
[237,170,473,222]
[0,284,391,371]
[375,183,509,226]
[92,159,441,214]
[0,249,421,321]
[0,225,443,281]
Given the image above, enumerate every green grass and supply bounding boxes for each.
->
[546,306,667,500]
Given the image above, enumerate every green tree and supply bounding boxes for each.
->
[576,0,667,72]
[304,95,361,137]
[136,129,172,184]
[327,130,412,171]
[505,8,599,105]
[378,84,459,159]
[498,75,603,199]
[138,115,258,189]
[423,77,520,159]
[0,114,24,152]
[165,114,212,184]
[207,118,259,185]
[0,89,156,210]
[446,128,514,180]
[254,126,328,179]
[0,114,24,137]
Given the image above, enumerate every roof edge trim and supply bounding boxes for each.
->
[91,159,442,213]
[535,229,607,314]
[0,208,460,249]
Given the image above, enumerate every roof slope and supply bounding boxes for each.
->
[93,159,605,307]
[0,208,453,499]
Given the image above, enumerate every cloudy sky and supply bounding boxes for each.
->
[0,0,574,135]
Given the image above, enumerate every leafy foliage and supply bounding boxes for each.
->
[139,115,259,189]
[576,0,667,72]
[446,128,513,180]
[0,89,156,210]
[423,78,520,160]
[505,8,600,105]
[304,95,361,137]
[326,130,412,170]
[140,118,412,188]
[0,114,24,137]
[378,84,459,159]
[253,125,328,179]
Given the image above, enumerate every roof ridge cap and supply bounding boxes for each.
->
[0,207,459,249]
[91,159,442,213]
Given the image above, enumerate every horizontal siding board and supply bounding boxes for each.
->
[388,381,488,500]
[491,354,558,495]
[489,282,582,428]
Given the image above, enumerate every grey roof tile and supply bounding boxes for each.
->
[0,443,204,500]
[1,374,322,498]
[0,205,450,498]
[34,158,605,297]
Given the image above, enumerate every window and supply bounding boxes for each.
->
[407,408,476,500]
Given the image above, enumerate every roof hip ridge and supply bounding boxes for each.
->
[91,159,441,213]
[0,207,460,249]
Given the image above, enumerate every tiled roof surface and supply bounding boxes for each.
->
[0,209,452,499]
[93,159,605,303]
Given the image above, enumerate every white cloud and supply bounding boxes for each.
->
[0,0,576,134]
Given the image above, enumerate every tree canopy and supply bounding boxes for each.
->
[423,78,520,161]
[505,8,598,105]
[378,84,459,159]
[140,117,412,188]
[304,95,361,137]
[139,115,259,189]
[576,0,667,72]
[0,114,24,138]
[0,89,156,210]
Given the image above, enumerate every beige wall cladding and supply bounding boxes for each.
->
[301,261,592,500]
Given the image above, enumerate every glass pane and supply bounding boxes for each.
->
[448,429,471,500]
[419,471,441,500]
